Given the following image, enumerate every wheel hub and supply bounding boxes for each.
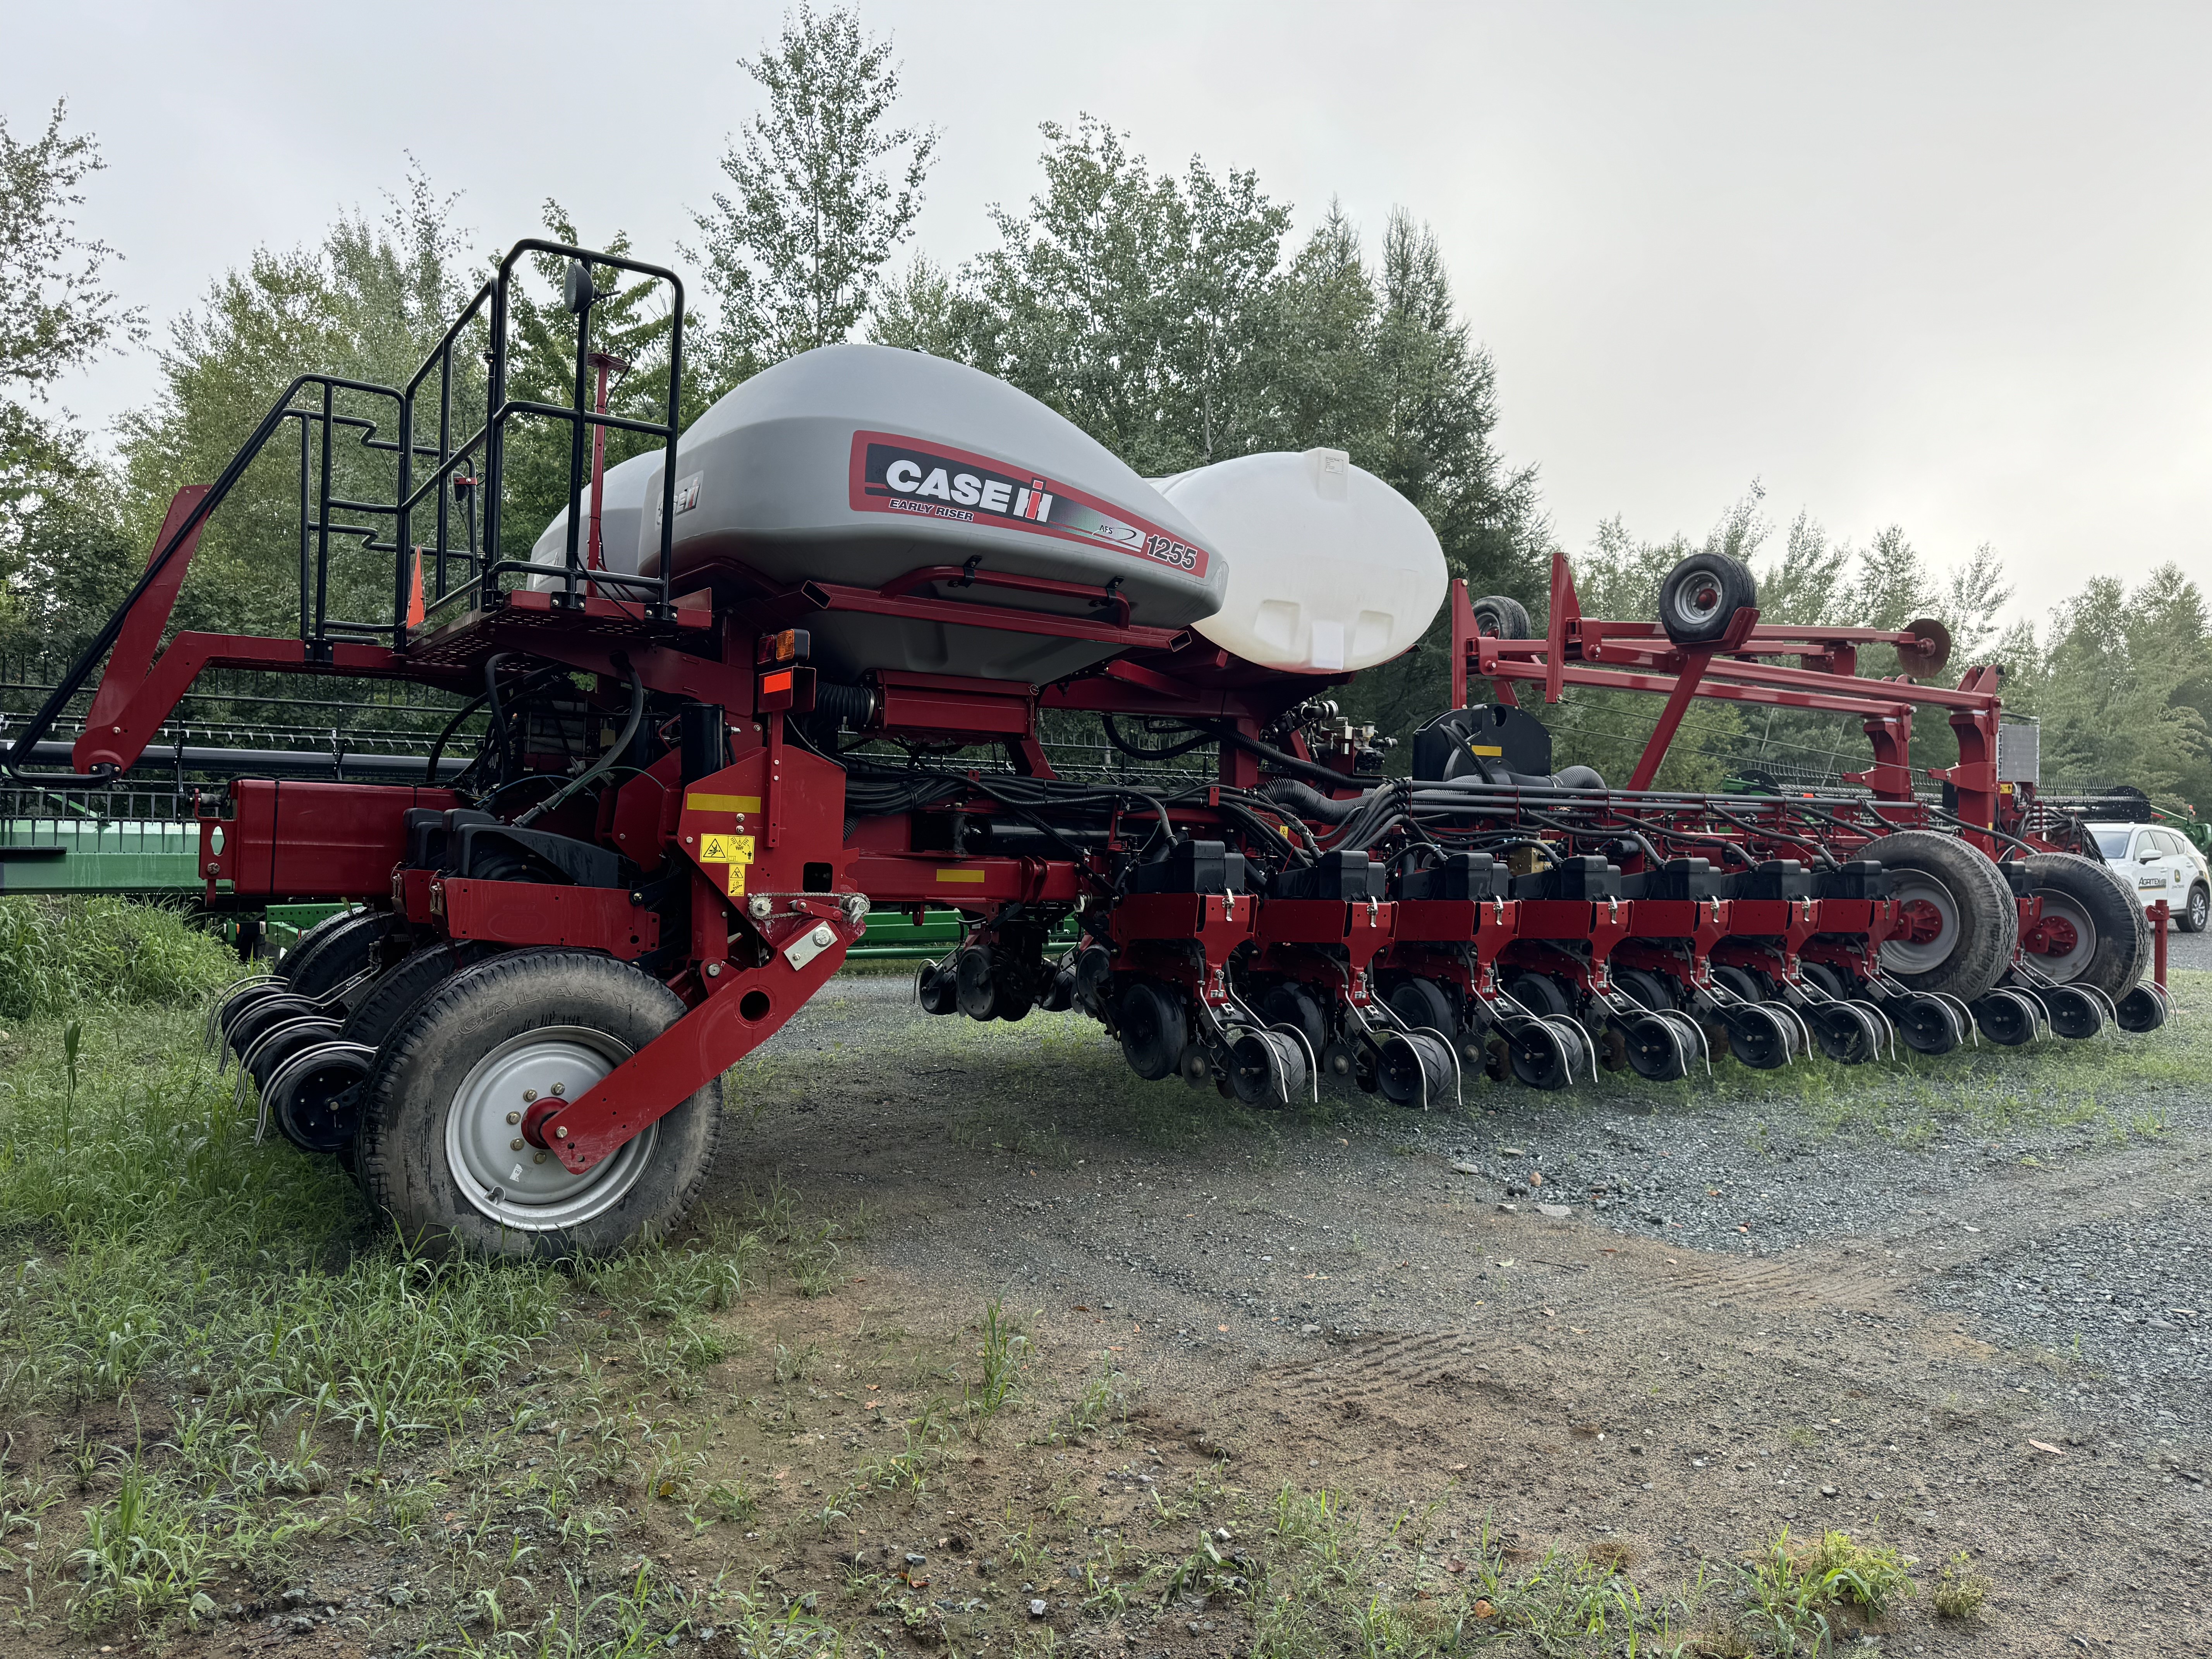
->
[1879,877,1960,974]
[446,1026,657,1231]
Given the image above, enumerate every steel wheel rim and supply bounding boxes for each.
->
[1879,875,1961,975]
[2025,889,2096,982]
[445,1025,657,1232]
[2193,887,2209,929]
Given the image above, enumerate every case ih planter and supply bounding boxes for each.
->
[10,241,2168,1258]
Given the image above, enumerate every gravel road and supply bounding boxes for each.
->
[726,949,2211,1653]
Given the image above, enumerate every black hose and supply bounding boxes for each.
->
[1101,714,1217,762]
[514,653,644,828]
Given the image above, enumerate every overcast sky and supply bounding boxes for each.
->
[7,1,2207,623]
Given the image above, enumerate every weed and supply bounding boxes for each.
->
[960,1298,1032,1431]
[1932,1551,1990,1619]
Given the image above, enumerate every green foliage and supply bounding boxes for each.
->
[1931,1550,1989,1619]
[0,896,237,1019]
[691,3,938,392]
[2001,563,2212,808]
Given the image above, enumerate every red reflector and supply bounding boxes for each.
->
[761,669,794,696]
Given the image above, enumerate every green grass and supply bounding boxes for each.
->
[0,896,240,1020]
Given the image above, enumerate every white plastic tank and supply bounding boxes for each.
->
[525,447,657,592]
[632,344,1227,683]
[1157,449,1447,673]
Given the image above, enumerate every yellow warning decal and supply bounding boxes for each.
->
[728,864,745,895]
[936,867,988,884]
[1466,744,1503,756]
[700,834,754,864]
[685,792,761,813]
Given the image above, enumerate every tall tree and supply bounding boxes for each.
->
[690,4,937,392]
[0,101,143,591]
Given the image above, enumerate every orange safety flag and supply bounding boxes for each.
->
[406,548,426,628]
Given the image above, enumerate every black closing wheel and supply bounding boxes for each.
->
[1860,830,2019,1003]
[1229,1028,1309,1108]
[954,946,998,1020]
[268,1044,375,1154]
[2116,985,2168,1034]
[1892,993,1963,1056]
[916,958,958,1016]
[1377,1030,1456,1107]
[1469,594,1532,640]
[357,950,722,1260]
[1506,1024,1574,1091]
[1969,991,2038,1047]
[1723,1006,1791,1070]
[2043,985,2104,1041]
[1805,1003,1874,1065]
[1623,1013,1689,1082]
[1116,980,1188,1081]
[1656,551,1757,646]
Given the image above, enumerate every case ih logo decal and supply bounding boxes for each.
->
[849,431,1209,577]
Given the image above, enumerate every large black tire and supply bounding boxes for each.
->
[1468,595,1532,639]
[2019,852,2151,1000]
[1862,830,2017,1003]
[285,908,406,1002]
[342,941,492,1049]
[357,950,721,1260]
[1656,551,1757,646]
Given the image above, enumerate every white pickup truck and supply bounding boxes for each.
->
[2087,821,2210,932]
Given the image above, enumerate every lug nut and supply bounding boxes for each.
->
[510,1138,525,1151]
[550,1082,565,1096]
[555,1126,568,1139]
[522,1088,538,1103]
[533,1151,548,1164]
[506,1111,520,1125]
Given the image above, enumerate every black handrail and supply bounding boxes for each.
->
[3,239,688,789]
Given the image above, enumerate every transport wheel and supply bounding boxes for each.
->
[1656,551,1756,646]
[2182,883,2211,934]
[357,950,721,1261]
[2017,852,2149,998]
[1116,981,1187,1081]
[284,908,406,1002]
[1260,982,1329,1059]
[1861,831,2017,1003]
[1386,976,1457,1037]
[1469,595,1532,639]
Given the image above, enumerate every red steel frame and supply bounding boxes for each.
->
[64,486,2087,1173]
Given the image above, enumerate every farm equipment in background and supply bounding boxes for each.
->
[6,239,2172,1259]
